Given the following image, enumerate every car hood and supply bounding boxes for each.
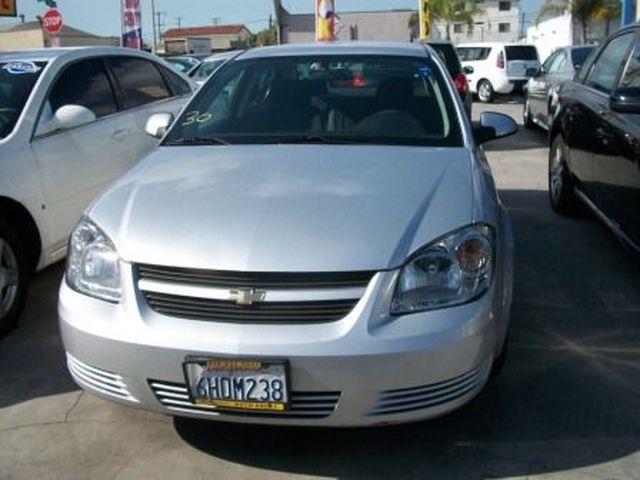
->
[90,145,474,272]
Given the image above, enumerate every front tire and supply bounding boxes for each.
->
[477,80,494,103]
[0,220,30,335]
[549,135,579,214]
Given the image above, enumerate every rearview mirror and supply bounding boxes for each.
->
[610,88,640,113]
[145,113,174,138]
[473,112,518,144]
[42,105,97,134]
[463,65,474,75]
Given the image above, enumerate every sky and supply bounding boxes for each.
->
[0,0,542,40]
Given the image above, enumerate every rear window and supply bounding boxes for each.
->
[428,43,462,75]
[457,47,491,62]
[505,46,538,61]
[571,47,594,68]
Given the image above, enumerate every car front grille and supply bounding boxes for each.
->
[135,263,374,324]
[67,354,137,403]
[143,292,359,324]
[369,365,483,416]
[148,380,341,419]
[137,264,375,289]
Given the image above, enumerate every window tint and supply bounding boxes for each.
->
[157,64,192,96]
[548,51,567,73]
[571,46,594,69]
[0,61,46,138]
[428,43,462,75]
[586,33,634,93]
[165,55,462,147]
[505,46,538,61]
[619,41,640,88]
[49,59,116,118]
[107,57,170,109]
[457,47,491,61]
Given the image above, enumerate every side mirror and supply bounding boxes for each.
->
[473,112,518,144]
[610,88,640,113]
[463,65,474,75]
[145,112,174,138]
[42,105,96,134]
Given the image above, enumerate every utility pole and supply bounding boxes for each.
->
[176,16,183,28]
[155,11,167,51]
[151,0,157,53]
[211,16,221,25]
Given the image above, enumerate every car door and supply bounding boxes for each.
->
[30,57,128,252]
[568,31,635,198]
[582,31,636,214]
[593,33,640,245]
[528,51,560,121]
[104,56,192,170]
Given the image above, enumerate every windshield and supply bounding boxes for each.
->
[192,59,226,81]
[571,47,594,68]
[165,55,462,147]
[0,60,46,139]
[505,46,538,61]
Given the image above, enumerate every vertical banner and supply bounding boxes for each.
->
[122,0,143,49]
[316,0,336,42]
[419,0,430,41]
[0,0,17,17]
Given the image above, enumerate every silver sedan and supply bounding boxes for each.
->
[59,42,516,427]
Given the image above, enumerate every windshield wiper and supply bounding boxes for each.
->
[264,135,369,145]
[164,136,229,146]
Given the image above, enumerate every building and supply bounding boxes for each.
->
[0,21,119,50]
[273,1,415,44]
[526,12,618,61]
[163,25,252,54]
[431,1,522,44]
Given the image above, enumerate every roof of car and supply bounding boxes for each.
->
[457,42,536,48]
[0,46,157,63]
[238,42,429,60]
[203,50,243,62]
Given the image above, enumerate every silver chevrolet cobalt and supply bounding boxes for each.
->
[60,43,516,426]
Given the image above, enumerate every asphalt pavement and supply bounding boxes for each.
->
[1,101,639,480]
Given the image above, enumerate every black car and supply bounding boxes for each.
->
[550,25,640,252]
[524,45,594,130]
[427,41,473,116]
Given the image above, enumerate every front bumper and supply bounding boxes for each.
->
[59,268,505,427]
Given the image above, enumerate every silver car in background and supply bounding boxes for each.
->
[190,50,242,86]
[59,43,516,427]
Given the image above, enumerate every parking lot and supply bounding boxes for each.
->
[1,101,639,480]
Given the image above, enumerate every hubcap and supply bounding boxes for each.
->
[550,146,564,203]
[479,83,490,101]
[0,238,19,317]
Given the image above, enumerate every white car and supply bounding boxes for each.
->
[457,43,540,103]
[190,50,242,86]
[0,47,193,333]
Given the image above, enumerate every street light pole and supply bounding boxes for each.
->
[151,0,157,53]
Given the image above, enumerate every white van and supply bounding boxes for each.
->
[457,43,540,102]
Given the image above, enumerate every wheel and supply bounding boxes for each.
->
[548,135,579,214]
[523,97,536,129]
[477,80,494,103]
[0,219,30,335]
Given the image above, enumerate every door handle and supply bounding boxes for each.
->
[112,128,129,140]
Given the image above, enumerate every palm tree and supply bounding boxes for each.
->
[594,0,622,36]
[409,0,484,41]
[536,0,605,44]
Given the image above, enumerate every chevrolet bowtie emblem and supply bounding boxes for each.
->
[229,288,267,306]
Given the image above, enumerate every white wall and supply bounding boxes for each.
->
[526,13,572,62]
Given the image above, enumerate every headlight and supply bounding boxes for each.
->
[66,217,121,302]
[390,224,494,314]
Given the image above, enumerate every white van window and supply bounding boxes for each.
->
[457,47,492,62]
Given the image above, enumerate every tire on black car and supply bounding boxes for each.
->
[548,135,579,214]
[0,219,30,336]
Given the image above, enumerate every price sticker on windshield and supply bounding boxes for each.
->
[2,61,42,75]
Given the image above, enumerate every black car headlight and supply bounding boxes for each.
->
[391,224,494,314]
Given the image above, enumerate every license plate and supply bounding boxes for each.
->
[184,357,289,412]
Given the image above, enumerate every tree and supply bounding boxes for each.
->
[249,26,278,47]
[594,0,622,36]
[536,0,607,44]
[409,0,484,41]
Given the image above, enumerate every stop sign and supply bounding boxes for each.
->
[42,9,63,35]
